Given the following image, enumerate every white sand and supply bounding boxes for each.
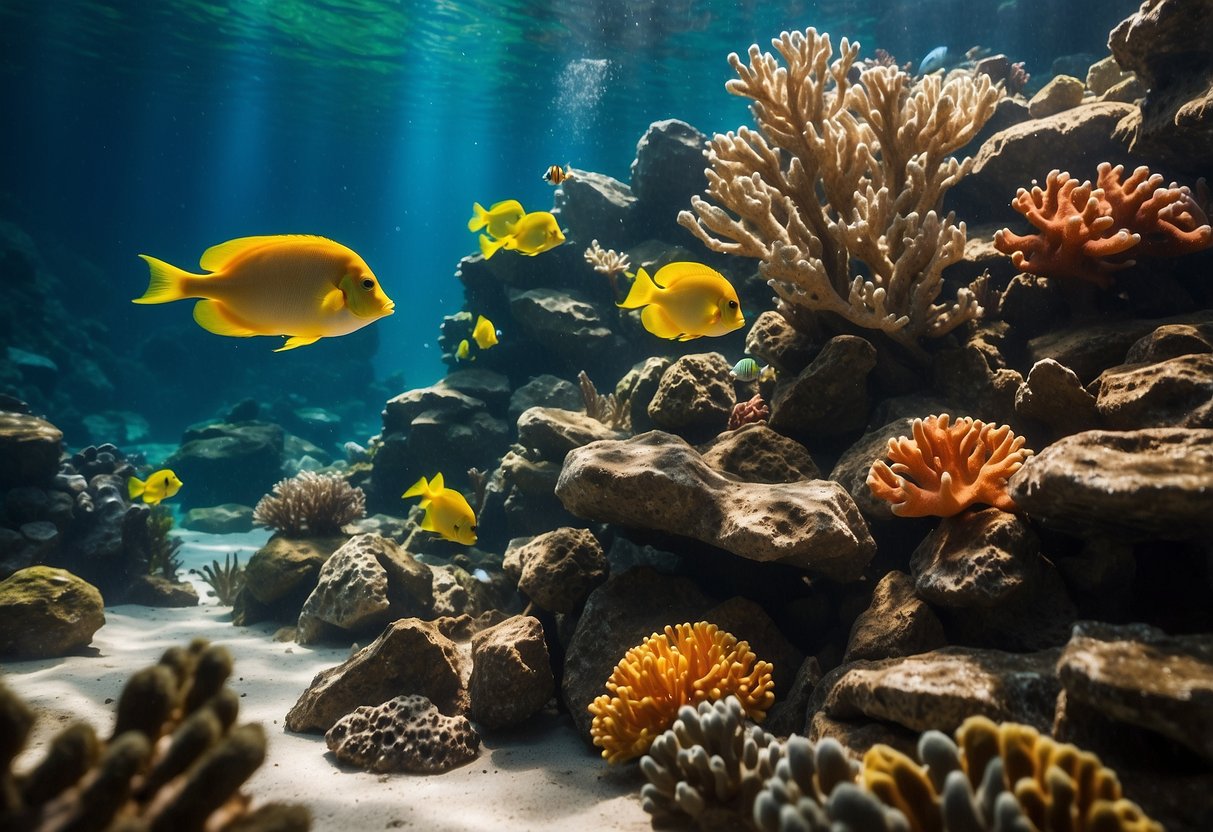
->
[2,531,652,831]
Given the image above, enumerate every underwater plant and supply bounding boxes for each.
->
[578,370,629,430]
[993,162,1213,287]
[0,638,311,831]
[146,503,184,581]
[253,471,366,537]
[866,414,1033,516]
[194,552,245,606]
[679,28,1000,358]
[588,621,774,764]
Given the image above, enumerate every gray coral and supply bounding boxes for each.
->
[324,694,480,774]
[0,638,310,831]
[253,471,365,537]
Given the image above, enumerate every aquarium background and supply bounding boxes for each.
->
[0,0,1138,445]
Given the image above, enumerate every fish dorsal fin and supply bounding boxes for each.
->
[199,235,337,271]
[431,472,445,492]
[653,261,714,288]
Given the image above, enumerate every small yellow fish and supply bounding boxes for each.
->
[456,339,474,362]
[472,315,499,349]
[402,473,477,545]
[467,200,526,239]
[134,235,395,352]
[618,262,745,340]
[542,165,573,185]
[479,211,565,260]
[128,469,183,505]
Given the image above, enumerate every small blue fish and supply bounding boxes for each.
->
[730,358,775,383]
[917,46,948,75]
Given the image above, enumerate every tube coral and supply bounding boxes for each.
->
[587,622,775,764]
[678,29,1000,357]
[993,163,1213,287]
[866,414,1033,517]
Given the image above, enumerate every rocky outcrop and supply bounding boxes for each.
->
[0,566,104,658]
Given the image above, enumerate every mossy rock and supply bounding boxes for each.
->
[0,566,105,659]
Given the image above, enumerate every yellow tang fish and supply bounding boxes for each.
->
[128,469,183,505]
[456,339,474,362]
[134,235,395,352]
[402,473,477,545]
[467,200,526,239]
[618,262,745,340]
[479,211,564,260]
[472,315,499,349]
[542,164,573,185]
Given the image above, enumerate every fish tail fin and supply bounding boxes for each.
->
[134,254,196,304]
[402,475,430,500]
[479,234,506,260]
[467,203,489,232]
[127,475,145,499]
[617,267,660,309]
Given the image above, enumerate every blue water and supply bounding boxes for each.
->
[0,0,1138,442]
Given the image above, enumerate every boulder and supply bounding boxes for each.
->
[167,422,285,510]
[744,310,817,376]
[699,423,820,483]
[647,353,735,441]
[1027,74,1085,118]
[1094,354,1213,429]
[469,615,554,729]
[1014,358,1100,436]
[508,288,617,366]
[503,527,607,614]
[0,412,63,489]
[552,169,638,248]
[508,375,582,421]
[180,504,255,534]
[630,119,708,244]
[0,566,104,659]
[843,571,947,663]
[768,335,875,437]
[516,407,625,462]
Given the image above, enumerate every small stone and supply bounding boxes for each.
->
[506,527,607,614]
[1028,74,1086,118]
[1014,358,1099,435]
[469,615,554,729]
[1086,55,1133,97]
[647,353,735,441]
[744,310,817,376]
[180,504,255,534]
[1124,322,1213,364]
[843,571,947,663]
[325,694,479,773]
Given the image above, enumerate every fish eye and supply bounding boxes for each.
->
[361,278,375,290]
[728,300,739,309]
[471,524,478,532]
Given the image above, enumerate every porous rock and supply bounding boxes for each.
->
[768,335,875,437]
[0,412,62,489]
[325,694,479,773]
[699,423,820,483]
[555,431,875,580]
[616,356,671,433]
[646,353,735,441]
[297,534,397,644]
[285,618,467,733]
[744,310,817,376]
[843,571,947,664]
[1014,358,1099,436]
[504,527,607,613]
[822,646,1062,735]
[1125,322,1213,364]
[516,406,624,462]
[0,566,105,659]
[469,615,554,729]
[1009,428,1213,539]
[909,508,1076,651]
[1057,621,1213,762]
[1094,354,1213,429]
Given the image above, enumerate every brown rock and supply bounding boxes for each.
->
[1094,354,1213,429]
[556,431,876,580]
[1057,621,1213,762]
[1086,55,1134,97]
[843,571,946,663]
[647,353,735,441]
[1125,322,1213,364]
[828,416,917,522]
[325,694,479,773]
[469,615,554,729]
[1009,428,1213,539]
[1028,74,1085,118]
[0,566,105,659]
[744,310,817,376]
[699,423,820,483]
[616,356,671,434]
[515,407,625,462]
[823,646,1062,735]
[768,335,875,437]
[1014,358,1100,436]
[124,575,199,608]
[506,527,607,613]
[244,534,343,605]
[285,618,467,733]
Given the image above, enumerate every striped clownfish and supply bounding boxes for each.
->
[542,164,573,186]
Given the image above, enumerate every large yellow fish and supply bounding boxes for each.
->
[467,200,525,239]
[472,315,499,349]
[618,262,745,340]
[133,235,395,352]
[402,473,478,545]
[128,469,183,505]
[478,211,564,260]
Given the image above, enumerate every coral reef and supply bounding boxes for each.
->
[993,163,1213,287]
[639,696,784,828]
[866,414,1033,517]
[253,471,366,537]
[728,394,770,430]
[0,638,310,831]
[324,694,480,774]
[583,239,631,299]
[678,28,999,355]
[587,621,774,764]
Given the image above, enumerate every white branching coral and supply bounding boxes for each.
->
[253,471,365,537]
[678,29,1001,357]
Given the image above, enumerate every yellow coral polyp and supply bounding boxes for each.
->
[587,622,775,764]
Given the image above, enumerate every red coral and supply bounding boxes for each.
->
[727,394,769,430]
[993,163,1213,287]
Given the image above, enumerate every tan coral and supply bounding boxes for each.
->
[993,162,1213,287]
[587,622,774,764]
[866,414,1032,517]
[678,29,1001,357]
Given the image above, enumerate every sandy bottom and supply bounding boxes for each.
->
[2,530,651,831]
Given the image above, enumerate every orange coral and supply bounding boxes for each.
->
[587,621,774,764]
[866,414,1033,517]
[993,162,1213,287]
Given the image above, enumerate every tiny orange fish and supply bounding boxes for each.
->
[542,164,573,186]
